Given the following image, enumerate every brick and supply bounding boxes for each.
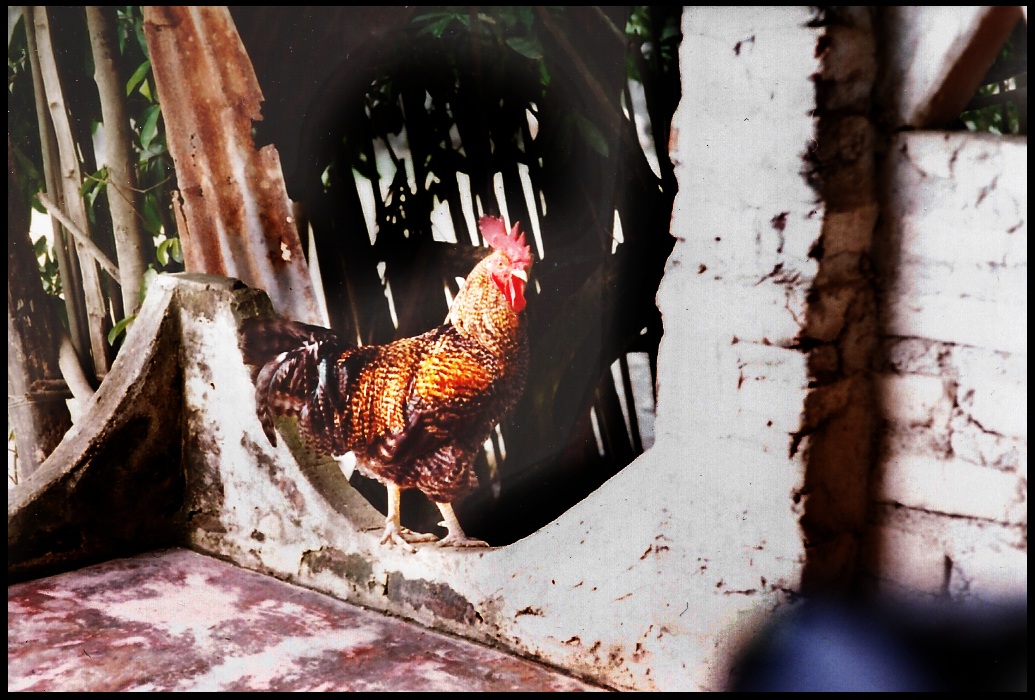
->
[732,383,808,436]
[818,23,877,113]
[872,521,948,595]
[949,414,1026,473]
[959,377,1027,440]
[867,505,1027,601]
[877,451,1025,523]
[890,259,1026,308]
[951,536,1028,600]
[882,337,1027,384]
[658,271,810,349]
[882,292,1026,355]
[878,132,1027,354]
[875,373,953,428]
[820,203,878,258]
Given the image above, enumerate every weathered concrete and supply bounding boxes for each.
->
[8,277,187,583]
[8,548,600,691]
[172,272,805,692]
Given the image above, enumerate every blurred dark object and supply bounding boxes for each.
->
[731,598,1027,691]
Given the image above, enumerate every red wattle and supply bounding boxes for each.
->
[506,277,526,312]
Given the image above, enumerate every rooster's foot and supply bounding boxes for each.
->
[435,535,490,548]
[380,521,438,551]
[435,528,489,548]
[433,503,489,547]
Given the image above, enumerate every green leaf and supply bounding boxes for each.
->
[538,61,551,87]
[140,105,160,149]
[29,195,47,214]
[157,238,171,266]
[572,111,609,158]
[516,6,534,31]
[140,265,159,303]
[12,145,42,194]
[139,137,167,165]
[505,37,544,60]
[80,167,107,194]
[419,16,455,39]
[135,16,149,59]
[34,235,48,258]
[412,12,452,23]
[142,193,163,235]
[126,59,151,96]
[108,314,137,345]
[157,237,182,266]
[660,23,681,43]
[139,78,153,103]
[84,182,102,210]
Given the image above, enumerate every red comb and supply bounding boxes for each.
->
[479,216,532,268]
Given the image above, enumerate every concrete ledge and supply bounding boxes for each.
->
[8,276,186,583]
[6,271,805,690]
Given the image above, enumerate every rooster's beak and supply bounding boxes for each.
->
[512,269,528,282]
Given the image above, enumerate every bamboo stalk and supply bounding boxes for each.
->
[37,192,122,284]
[33,6,111,378]
[86,6,147,315]
[8,129,73,479]
[23,5,89,360]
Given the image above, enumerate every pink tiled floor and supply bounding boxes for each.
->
[8,548,602,692]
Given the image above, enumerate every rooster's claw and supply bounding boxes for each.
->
[380,521,438,551]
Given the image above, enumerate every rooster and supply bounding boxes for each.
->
[241,216,531,548]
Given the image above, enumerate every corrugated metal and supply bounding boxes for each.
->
[142,6,321,325]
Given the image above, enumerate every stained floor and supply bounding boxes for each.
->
[8,548,601,692]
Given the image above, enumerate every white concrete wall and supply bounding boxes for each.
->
[660,7,820,449]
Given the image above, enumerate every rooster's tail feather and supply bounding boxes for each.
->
[240,316,354,449]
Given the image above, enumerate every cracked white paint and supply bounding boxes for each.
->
[871,129,1027,601]
[880,133,1027,355]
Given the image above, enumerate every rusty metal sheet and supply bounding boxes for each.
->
[8,549,603,692]
[142,6,321,325]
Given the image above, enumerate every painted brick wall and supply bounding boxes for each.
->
[666,6,1027,605]
[865,132,1027,601]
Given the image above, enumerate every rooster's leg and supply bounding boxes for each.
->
[380,483,438,549]
[434,503,489,547]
